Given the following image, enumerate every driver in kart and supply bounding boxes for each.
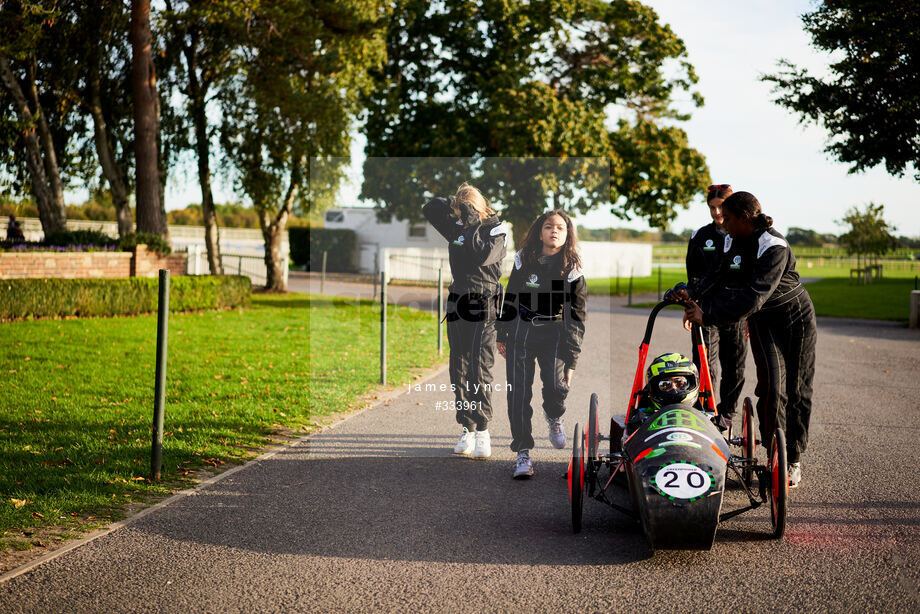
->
[627,353,700,432]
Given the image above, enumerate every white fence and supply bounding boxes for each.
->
[381,241,652,282]
[185,245,288,287]
[579,241,652,278]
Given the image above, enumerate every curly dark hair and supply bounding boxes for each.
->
[519,209,582,276]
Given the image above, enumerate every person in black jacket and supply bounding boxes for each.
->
[683,191,815,488]
[6,214,24,242]
[423,183,507,459]
[686,184,747,426]
[497,210,587,479]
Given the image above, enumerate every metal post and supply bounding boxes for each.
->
[150,269,170,482]
[437,266,443,355]
[321,250,327,294]
[237,255,242,276]
[373,251,378,299]
[657,265,662,300]
[380,270,387,385]
[627,267,634,307]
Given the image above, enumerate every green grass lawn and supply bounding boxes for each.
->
[586,268,688,297]
[804,277,915,321]
[794,262,919,279]
[0,293,441,546]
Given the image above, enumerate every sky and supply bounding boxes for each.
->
[163,0,920,238]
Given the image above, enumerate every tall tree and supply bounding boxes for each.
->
[361,0,709,243]
[0,1,69,235]
[764,1,920,180]
[220,0,387,290]
[76,0,134,237]
[161,0,243,274]
[130,0,167,239]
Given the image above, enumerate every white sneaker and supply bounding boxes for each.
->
[546,415,566,449]
[513,450,533,479]
[788,462,802,488]
[473,430,491,459]
[453,428,475,455]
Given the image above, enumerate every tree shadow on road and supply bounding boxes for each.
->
[128,432,795,565]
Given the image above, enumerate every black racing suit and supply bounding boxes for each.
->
[423,197,507,431]
[497,250,587,452]
[699,228,816,464]
[686,222,748,419]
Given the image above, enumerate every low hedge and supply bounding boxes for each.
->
[289,226,357,272]
[0,275,251,320]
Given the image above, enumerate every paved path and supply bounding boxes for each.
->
[2,291,919,612]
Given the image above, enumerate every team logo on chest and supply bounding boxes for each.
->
[703,239,716,251]
[452,234,465,246]
[730,255,742,270]
[525,274,540,288]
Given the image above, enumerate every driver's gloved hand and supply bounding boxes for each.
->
[456,200,480,227]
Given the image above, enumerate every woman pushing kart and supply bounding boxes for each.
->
[686,184,748,427]
[681,191,816,488]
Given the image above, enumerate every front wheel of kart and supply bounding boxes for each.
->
[742,397,757,486]
[768,428,788,539]
[568,423,585,534]
[587,393,600,464]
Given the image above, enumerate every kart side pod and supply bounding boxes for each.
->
[623,404,731,550]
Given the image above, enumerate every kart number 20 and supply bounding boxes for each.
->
[654,463,712,499]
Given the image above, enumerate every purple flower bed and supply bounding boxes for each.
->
[1,243,120,253]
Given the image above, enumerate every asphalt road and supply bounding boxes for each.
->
[2,291,918,613]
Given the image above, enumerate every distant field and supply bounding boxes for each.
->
[586,269,687,297]
[806,277,915,322]
[653,244,920,276]
[653,244,918,261]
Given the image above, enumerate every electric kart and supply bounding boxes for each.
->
[566,285,789,549]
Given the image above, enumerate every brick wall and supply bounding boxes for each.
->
[0,246,187,280]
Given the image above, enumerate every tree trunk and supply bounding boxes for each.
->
[88,70,133,238]
[130,0,166,238]
[195,107,222,274]
[259,209,288,291]
[0,55,67,236]
[27,59,67,225]
[258,159,300,291]
[185,40,222,274]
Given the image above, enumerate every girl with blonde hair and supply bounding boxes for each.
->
[423,183,508,459]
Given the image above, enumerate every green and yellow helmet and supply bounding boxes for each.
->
[646,353,699,409]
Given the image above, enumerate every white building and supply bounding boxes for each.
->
[323,207,651,281]
[323,207,447,274]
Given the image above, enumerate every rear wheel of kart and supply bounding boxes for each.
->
[587,393,600,464]
[769,429,788,539]
[568,423,585,534]
[742,397,757,487]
